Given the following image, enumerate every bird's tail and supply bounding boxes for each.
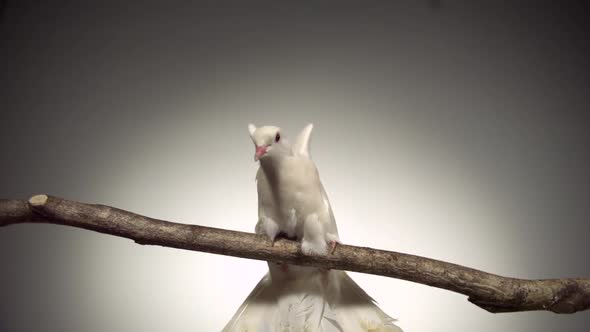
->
[222,266,402,332]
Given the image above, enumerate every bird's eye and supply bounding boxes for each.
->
[275,133,281,142]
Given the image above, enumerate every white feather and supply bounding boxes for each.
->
[292,123,314,158]
[248,123,257,137]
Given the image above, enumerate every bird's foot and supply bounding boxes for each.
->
[315,241,340,273]
[328,240,339,254]
[261,217,280,245]
[301,214,328,256]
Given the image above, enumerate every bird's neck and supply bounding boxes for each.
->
[259,154,283,182]
[259,143,291,181]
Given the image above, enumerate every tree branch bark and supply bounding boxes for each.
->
[1,194,589,314]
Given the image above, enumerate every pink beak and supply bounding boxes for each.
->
[255,145,268,161]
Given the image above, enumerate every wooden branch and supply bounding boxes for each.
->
[1,195,589,314]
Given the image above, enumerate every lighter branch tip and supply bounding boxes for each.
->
[29,194,48,207]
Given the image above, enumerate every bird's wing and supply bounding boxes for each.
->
[292,123,314,158]
[255,166,274,234]
[320,180,340,239]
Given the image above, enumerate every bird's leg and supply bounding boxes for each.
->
[259,217,280,246]
[301,214,328,256]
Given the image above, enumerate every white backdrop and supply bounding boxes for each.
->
[1,2,589,331]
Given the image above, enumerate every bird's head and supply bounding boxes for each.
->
[248,124,287,161]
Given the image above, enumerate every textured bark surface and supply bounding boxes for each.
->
[1,195,589,314]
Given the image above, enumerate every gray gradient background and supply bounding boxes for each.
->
[1,1,589,331]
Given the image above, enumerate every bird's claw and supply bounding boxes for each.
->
[329,240,339,254]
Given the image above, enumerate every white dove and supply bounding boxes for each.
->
[222,124,403,332]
